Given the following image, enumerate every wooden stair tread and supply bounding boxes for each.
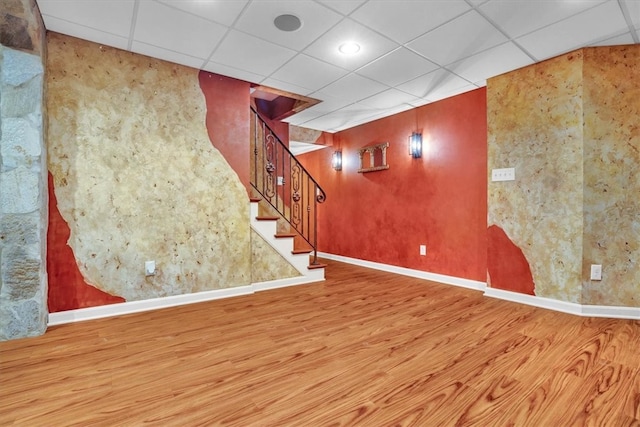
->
[292,249,312,255]
[255,216,280,221]
[307,263,327,270]
[274,233,297,238]
[249,197,261,203]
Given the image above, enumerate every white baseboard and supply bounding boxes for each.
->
[48,275,323,326]
[252,275,323,292]
[484,287,582,315]
[319,252,640,320]
[317,252,486,291]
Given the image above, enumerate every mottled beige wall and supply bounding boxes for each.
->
[488,52,584,303]
[47,33,251,300]
[250,230,300,283]
[582,45,640,307]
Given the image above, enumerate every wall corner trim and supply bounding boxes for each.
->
[48,277,322,326]
[317,252,486,291]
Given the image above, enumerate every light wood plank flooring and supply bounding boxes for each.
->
[2,260,639,426]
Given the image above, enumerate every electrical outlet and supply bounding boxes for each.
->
[491,168,515,182]
[145,260,156,276]
[590,264,602,281]
[277,176,285,186]
[420,245,427,256]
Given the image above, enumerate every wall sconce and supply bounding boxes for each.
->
[332,150,342,171]
[409,132,422,158]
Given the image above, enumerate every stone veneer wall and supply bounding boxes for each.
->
[488,45,640,308]
[0,0,48,340]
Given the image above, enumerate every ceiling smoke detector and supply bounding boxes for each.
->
[274,14,302,32]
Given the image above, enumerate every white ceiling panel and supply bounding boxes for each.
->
[350,0,471,44]
[202,61,268,85]
[131,41,206,70]
[479,0,607,39]
[427,84,479,103]
[397,68,472,100]
[269,54,349,93]
[36,0,639,133]
[37,0,135,37]
[156,0,249,27]
[448,42,534,83]
[41,16,129,50]
[303,18,398,71]
[624,0,640,28]
[233,0,342,51]
[407,10,508,65]
[209,30,297,76]
[591,32,636,46]
[320,73,388,102]
[356,47,439,87]
[358,89,421,110]
[134,1,228,59]
[315,0,367,16]
[517,1,629,60]
[259,77,315,97]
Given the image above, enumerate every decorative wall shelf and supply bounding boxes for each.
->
[358,142,389,173]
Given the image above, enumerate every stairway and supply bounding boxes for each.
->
[250,198,325,286]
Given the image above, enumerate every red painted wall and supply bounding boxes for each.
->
[487,225,535,294]
[47,173,126,312]
[299,88,487,282]
[199,71,251,191]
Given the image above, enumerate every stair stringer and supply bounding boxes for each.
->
[250,201,324,290]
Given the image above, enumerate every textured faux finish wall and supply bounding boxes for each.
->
[487,52,584,302]
[300,89,487,282]
[582,46,640,307]
[46,33,251,307]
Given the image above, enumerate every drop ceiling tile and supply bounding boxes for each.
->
[156,0,249,26]
[299,91,354,113]
[131,41,205,70]
[269,54,349,92]
[40,15,129,50]
[427,84,479,103]
[134,1,228,59]
[303,18,398,71]
[209,30,297,77]
[516,1,629,60]
[397,68,471,99]
[407,10,508,66]
[448,42,533,83]
[358,88,421,110]
[233,0,342,51]
[202,61,267,85]
[320,73,388,102]
[591,32,636,46]
[624,0,640,28]
[303,103,379,131]
[350,0,470,44]
[259,77,315,97]
[479,0,607,39]
[356,47,438,87]
[37,0,135,37]
[315,0,367,16]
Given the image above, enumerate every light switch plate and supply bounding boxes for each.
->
[492,168,515,182]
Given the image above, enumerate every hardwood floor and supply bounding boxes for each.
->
[2,260,639,426]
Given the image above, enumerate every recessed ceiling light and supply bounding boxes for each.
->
[338,42,361,55]
[274,14,302,32]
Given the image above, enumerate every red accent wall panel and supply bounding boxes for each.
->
[199,71,251,190]
[487,225,535,295]
[300,88,488,282]
[47,173,125,312]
